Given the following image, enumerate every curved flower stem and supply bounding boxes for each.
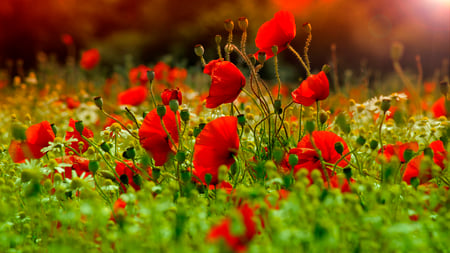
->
[332,148,358,175]
[99,109,139,139]
[160,118,177,151]
[304,31,312,71]
[274,53,282,100]
[287,44,311,77]
[66,145,82,157]
[125,107,141,129]
[148,78,158,109]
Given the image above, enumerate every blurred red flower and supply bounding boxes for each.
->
[403,140,447,184]
[153,61,170,81]
[285,131,350,182]
[207,203,257,252]
[115,160,152,192]
[61,34,73,46]
[431,97,447,118]
[65,119,94,154]
[291,71,329,106]
[9,121,55,163]
[255,10,296,59]
[168,67,188,84]
[65,97,80,109]
[203,59,246,109]
[118,86,148,106]
[139,106,180,166]
[54,155,91,180]
[193,116,239,185]
[129,65,151,85]
[161,88,182,105]
[80,48,100,70]
[379,142,419,163]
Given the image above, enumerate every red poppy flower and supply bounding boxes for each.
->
[111,198,127,223]
[115,160,152,192]
[291,71,329,106]
[203,59,246,109]
[54,155,91,179]
[284,131,350,182]
[80,48,100,70]
[207,203,257,252]
[65,119,94,154]
[161,88,182,105]
[8,121,55,163]
[129,65,151,85]
[168,67,188,83]
[255,10,296,59]
[402,140,447,185]
[139,106,180,166]
[193,116,239,185]
[379,142,419,163]
[118,86,148,106]
[431,97,447,118]
[61,34,73,46]
[65,97,80,109]
[153,61,170,81]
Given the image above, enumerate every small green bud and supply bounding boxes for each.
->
[403,149,415,163]
[319,110,328,125]
[274,99,282,114]
[215,35,222,45]
[88,160,99,174]
[273,148,284,163]
[11,122,27,141]
[238,17,248,31]
[157,105,166,118]
[122,147,136,159]
[147,71,155,83]
[100,142,111,153]
[194,44,205,57]
[176,151,186,163]
[272,45,279,56]
[218,165,228,182]
[423,147,433,158]
[120,174,129,185]
[380,99,391,112]
[180,109,190,122]
[51,123,57,136]
[99,170,116,181]
[356,136,366,146]
[70,177,84,190]
[181,170,191,183]
[288,154,299,167]
[193,127,201,137]
[305,120,315,134]
[224,19,234,33]
[133,174,142,187]
[75,121,84,135]
[321,64,331,74]
[21,169,41,183]
[369,140,378,150]
[257,52,266,64]
[153,168,161,181]
[94,96,103,110]
[169,99,179,113]
[334,142,344,155]
[237,114,246,126]
[343,167,352,181]
[204,173,213,186]
[248,54,256,66]
[410,177,420,189]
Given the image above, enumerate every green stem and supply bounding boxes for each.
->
[287,44,311,77]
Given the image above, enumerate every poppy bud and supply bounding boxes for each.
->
[288,154,299,167]
[258,52,266,64]
[21,169,41,183]
[161,88,183,106]
[120,174,129,185]
[248,54,257,65]
[356,136,366,146]
[75,120,84,135]
[237,114,246,127]
[215,35,222,45]
[380,98,391,112]
[224,19,234,33]
[194,44,205,57]
[423,147,433,158]
[157,105,166,118]
[99,170,116,181]
[369,140,378,150]
[272,45,279,56]
[403,149,414,163]
[204,173,213,186]
[410,177,419,189]
[122,147,136,159]
[390,42,404,61]
[133,174,142,187]
[180,109,190,122]
[94,96,103,110]
[11,122,27,141]
[153,168,161,181]
[88,160,99,174]
[334,142,344,155]
[440,81,448,97]
[218,165,228,182]
[305,120,315,134]
[274,99,282,113]
[343,167,352,181]
[273,148,284,163]
[100,142,111,153]
[176,151,186,163]
[238,17,248,31]
[193,127,201,137]
[303,22,312,33]
[169,100,179,113]
[147,71,155,83]
[319,110,328,125]
[321,64,331,74]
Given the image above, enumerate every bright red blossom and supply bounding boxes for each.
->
[431,97,447,118]
[161,88,182,105]
[291,71,329,106]
[65,119,94,154]
[193,116,239,185]
[285,131,350,183]
[139,106,180,166]
[115,160,152,192]
[203,59,246,109]
[80,48,100,70]
[53,155,91,180]
[9,121,55,163]
[129,65,151,85]
[255,10,296,59]
[118,86,148,106]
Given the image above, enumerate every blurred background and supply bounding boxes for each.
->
[0,0,448,78]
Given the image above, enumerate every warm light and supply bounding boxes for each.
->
[428,0,450,6]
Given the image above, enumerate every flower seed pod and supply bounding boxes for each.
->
[194,44,205,57]
[224,19,234,33]
[238,17,248,31]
